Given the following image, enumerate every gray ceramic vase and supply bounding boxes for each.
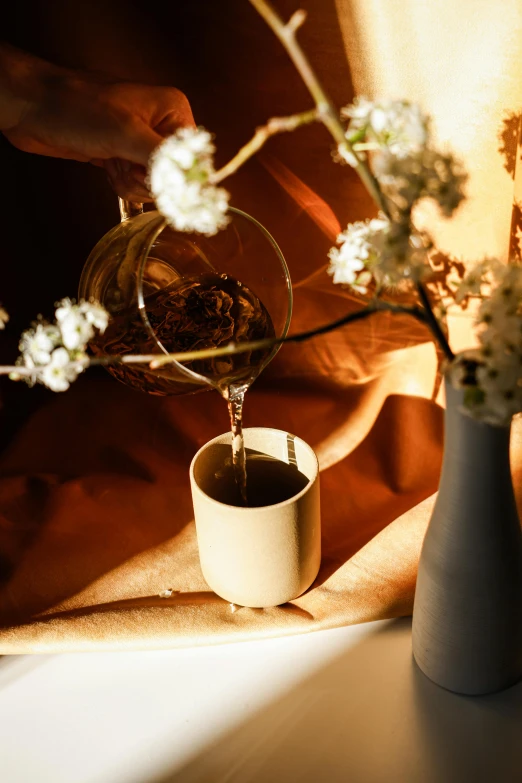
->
[412,378,522,695]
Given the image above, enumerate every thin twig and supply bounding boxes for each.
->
[3,301,429,382]
[249,0,454,361]
[0,366,39,376]
[248,0,389,215]
[213,109,320,184]
[288,301,428,342]
[149,300,428,368]
[416,281,454,361]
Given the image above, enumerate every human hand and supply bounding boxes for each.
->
[0,44,195,201]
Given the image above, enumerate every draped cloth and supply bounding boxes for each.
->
[1,0,522,651]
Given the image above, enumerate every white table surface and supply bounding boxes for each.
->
[1,617,521,783]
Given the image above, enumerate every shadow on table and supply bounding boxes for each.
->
[14,592,315,626]
[146,618,522,783]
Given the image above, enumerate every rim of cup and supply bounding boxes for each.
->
[189,426,319,512]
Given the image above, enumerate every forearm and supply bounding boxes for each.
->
[0,42,60,131]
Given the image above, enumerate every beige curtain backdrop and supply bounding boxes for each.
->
[337,0,522,353]
[0,0,521,652]
[338,0,522,259]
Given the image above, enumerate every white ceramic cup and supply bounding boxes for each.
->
[190,427,321,608]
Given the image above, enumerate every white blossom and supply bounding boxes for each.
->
[476,265,522,350]
[14,298,108,392]
[341,98,465,217]
[342,98,429,157]
[475,356,522,424]
[327,245,366,291]
[478,301,520,351]
[328,216,430,292]
[55,299,95,351]
[19,323,61,365]
[41,348,83,393]
[148,127,230,236]
[449,264,522,425]
[454,257,503,303]
[56,298,109,351]
[449,348,522,428]
[446,350,483,390]
[374,148,467,217]
[328,217,387,292]
[78,300,109,333]
[0,306,9,329]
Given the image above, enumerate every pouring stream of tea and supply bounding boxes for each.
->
[224,386,248,505]
[92,271,275,506]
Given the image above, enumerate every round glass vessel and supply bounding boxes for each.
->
[79,202,292,396]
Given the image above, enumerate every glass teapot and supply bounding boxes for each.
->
[79,199,292,396]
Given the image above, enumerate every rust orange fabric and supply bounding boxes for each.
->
[0,349,443,652]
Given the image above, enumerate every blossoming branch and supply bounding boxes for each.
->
[1,0,521,428]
